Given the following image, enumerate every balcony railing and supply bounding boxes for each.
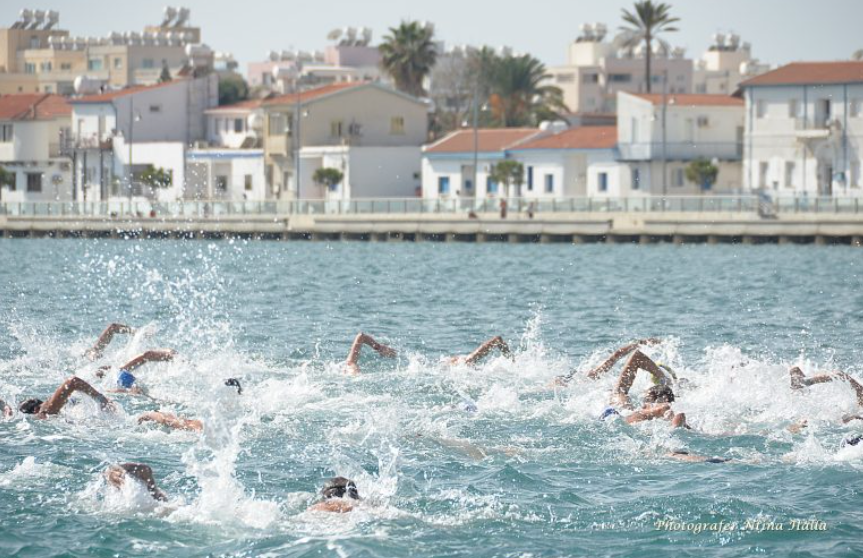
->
[1,195,862,218]
[617,142,743,161]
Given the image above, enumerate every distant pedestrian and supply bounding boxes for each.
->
[527,201,536,219]
[499,198,508,219]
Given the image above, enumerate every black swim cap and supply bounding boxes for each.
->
[322,477,359,500]
[224,378,242,395]
[19,398,44,414]
[841,435,863,448]
[645,385,675,403]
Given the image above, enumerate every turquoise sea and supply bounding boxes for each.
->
[1,239,862,557]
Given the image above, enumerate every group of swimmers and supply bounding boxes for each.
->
[3,325,863,511]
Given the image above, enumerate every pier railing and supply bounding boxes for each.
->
[1,195,862,218]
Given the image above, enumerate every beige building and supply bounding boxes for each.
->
[0,7,206,95]
[263,82,429,200]
[693,33,771,96]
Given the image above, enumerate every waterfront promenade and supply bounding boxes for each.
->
[2,196,863,244]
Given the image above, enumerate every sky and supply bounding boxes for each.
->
[3,0,861,71]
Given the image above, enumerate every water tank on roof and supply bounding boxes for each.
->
[74,76,105,95]
[247,112,263,133]
[538,120,568,133]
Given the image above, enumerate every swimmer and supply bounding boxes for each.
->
[1,398,12,418]
[224,378,243,395]
[95,349,177,394]
[137,411,203,432]
[601,358,688,427]
[18,376,115,419]
[789,366,863,407]
[666,450,731,463]
[554,338,663,386]
[448,336,512,366]
[308,477,360,513]
[85,323,135,360]
[104,463,167,501]
[344,332,397,374]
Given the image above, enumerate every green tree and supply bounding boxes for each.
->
[313,167,344,191]
[158,61,172,83]
[219,73,250,106]
[685,158,718,191]
[140,165,173,189]
[0,165,14,188]
[380,21,437,97]
[489,160,525,197]
[618,1,680,93]
[487,54,567,127]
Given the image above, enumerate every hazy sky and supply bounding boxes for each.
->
[4,0,861,71]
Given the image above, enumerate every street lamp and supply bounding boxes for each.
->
[128,99,142,200]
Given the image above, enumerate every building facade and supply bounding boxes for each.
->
[0,93,72,201]
[740,61,863,197]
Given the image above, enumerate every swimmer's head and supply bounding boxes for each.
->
[19,398,44,414]
[841,435,863,448]
[224,378,242,395]
[644,385,675,404]
[117,370,136,389]
[321,477,359,500]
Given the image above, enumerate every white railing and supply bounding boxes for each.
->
[1,195,862,218]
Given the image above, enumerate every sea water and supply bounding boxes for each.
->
[0,239,861,557]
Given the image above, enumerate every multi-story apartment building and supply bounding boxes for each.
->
[616,91,745,195]
[67,74,218,201]
[0,93,72,201]
[739,61,863,196]
[545,23,692,115]
[262,82,428,200]
[0,7,207,95]
[693,32,771,96]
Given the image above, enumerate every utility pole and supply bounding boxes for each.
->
[661,69,668,198]
[472,85,479,198]
[294,87,301,199]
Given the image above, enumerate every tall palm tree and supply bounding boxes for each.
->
[379,21,438,97]
[487,54,568,127]
[618,1,680,93]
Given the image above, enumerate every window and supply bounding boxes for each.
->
[114,58,123,69]
[695,83,707,94]
[631,168,640,190]
[556,73,576,84]
[268,113,286,135]
[330,120,343,137]
[759,161,769,188]
[234,118,244,133]
[851,161,861,188]
[851,99,862,118]
[60,62,72,71]
[438,176,450,194]
[674,168,685,187]
[544,174,554,193]
[785,161,795,188]
[26,172,42,192]
[608,73,632,83]
[390,116,405,135]
[149,104,161,114]
[142,59,155,69]
[40,62,52,72]
[583,73,599,84]
[0,169,13,189]
[244,174,253,191]
[486,176,498,194]
[526,166,534,191]
[0,124,12,142]
[24,62,36,74]
[598,172,608,192]
[215,175,228,192]
[88,58,103,71]
[756,99,766,119]
[29,35,40,48]
[788,99,798,118]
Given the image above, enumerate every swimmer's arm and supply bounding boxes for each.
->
[309,500,355,513]
[138,411,202,432]
[119,349,177,372]
[345,333,396,374]
[835,372,863,407]
[109,463,167,501]
[586,338,662,380]
[40,376,113,415]
[85,323,134,359]
[463,336,511,366]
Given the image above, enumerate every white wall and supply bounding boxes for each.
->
[185,149,266,201]
[113,136,186,201]
[422,154,503,199]
[206,110,257,149]
[344,146,420,198]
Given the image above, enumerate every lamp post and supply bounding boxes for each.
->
[661,69,668,198]
[128,99,142,201]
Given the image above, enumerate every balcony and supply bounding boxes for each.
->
[73,134,113,150]
[617,141,743,161]
[794,116,834,141]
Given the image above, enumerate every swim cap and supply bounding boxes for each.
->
[322,477,359,500]
[19,398,44,414]
[224,378,243,395]
[117,370,136,389]
[599,407,620,420]
[841,435,862,448]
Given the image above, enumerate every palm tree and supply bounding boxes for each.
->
[487,54,568,127]
[379,21,437,97]
[618,1,680,93]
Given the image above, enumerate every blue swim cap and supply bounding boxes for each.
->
[117,369,136,389]
[599,407,620,421]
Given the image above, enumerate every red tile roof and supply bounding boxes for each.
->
[206,98,264,113]
[0,94,71,121]
[70,79,183,103]
[514,126,617,150]
[263,82,367,106]
[424,128,542,154]
[630,93,744,107]
[739,61,863,87]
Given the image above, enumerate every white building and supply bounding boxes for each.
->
[67,74,218,201]
[185,98,266,200]
[739,61,863,197]
[545,23,692,115]
[693,32,771,96]
[616,91,744,194]
[0,93,72,201]
[263,81,427,200]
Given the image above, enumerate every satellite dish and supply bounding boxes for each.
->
[327,28,343,41]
